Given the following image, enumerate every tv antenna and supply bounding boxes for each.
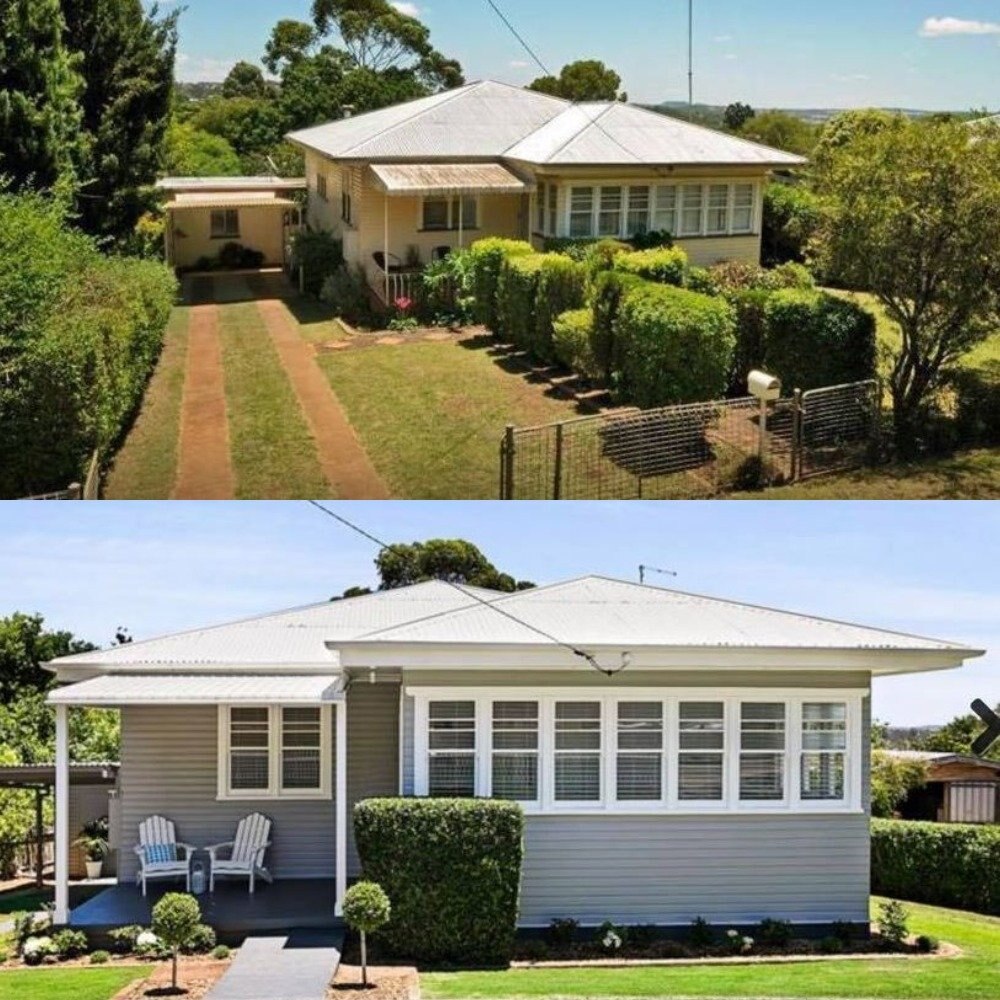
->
[639,565,678,585]
[688,0,694,106]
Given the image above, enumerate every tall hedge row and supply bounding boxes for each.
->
[613,247,688,287]
[353,798,524,966]
[871,818,1000,915]
[467,238,535,330]
[0,193,177,498]
[495,254,545,346]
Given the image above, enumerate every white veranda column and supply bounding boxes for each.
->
[54,704,69,925]
[335,698,347,916]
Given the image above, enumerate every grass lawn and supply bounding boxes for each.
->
[0,967,151,1000]
[422,897,1000,1000]
[103,307,189,499]
[318,337,583,498]
[217,302,331,499]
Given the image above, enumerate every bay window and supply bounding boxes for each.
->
[739,702,786,801]
[616,702,663,801]
[492,701,539,802]
[554,701,601,801]
[678,701,725,800]
[801,702,847,800]
[428,700,476,796]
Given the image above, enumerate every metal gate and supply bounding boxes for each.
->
[796,380,882,480]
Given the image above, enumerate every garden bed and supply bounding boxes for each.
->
[330,964,419,1000]
[111,957,230,1000]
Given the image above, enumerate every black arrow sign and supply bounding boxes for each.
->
[971,700,1000,757]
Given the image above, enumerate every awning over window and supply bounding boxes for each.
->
[48,674,345,707]
[165,193,299,210]
[369,163,533,197]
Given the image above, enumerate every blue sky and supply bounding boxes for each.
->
[154,1,1000,110]
[0,501,996,727]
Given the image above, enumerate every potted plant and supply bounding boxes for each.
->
[75,817,109,879]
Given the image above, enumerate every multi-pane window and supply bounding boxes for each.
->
[428,701,476,796]
[706,184,730,234]
[554,702,601,801]
[653,185,677,234]
[229,708,270,791]
[316,173,328,201]
[422,198,450,231]
[598,187,623,236]
[616,702,663,801]
[678,701,725,800]
[422,197,477,231]
[801,703,847,800]
[281,708,322,790]
[210,209,240,239]
[492,701,539,801]
[739,703,786,801]
[732,184,754,232]
[569,187,594,237]
[548,184,558,235]
[679,185,704,236]
[626,186,651,237]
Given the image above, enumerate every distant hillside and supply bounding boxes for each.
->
[885,725,941,748]
[650,100,953,129]
[175,81,224,102]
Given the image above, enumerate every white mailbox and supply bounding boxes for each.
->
[748,370,782,402]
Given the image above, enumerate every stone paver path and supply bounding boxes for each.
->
[173,304,235,499]
[206,929,344,1000]
[257,298,390,499]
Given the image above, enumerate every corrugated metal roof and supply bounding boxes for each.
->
[156,177,306,191]
[0,763,118,786]
[370,163,531,196]
[49,581,504,669]
[287,80,805,168]
[167,193,297,209]
[48,674,343,706]
[339,577,972,651]
[883,750,1000,772]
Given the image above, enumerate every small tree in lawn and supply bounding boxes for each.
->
[343,881,390,988]
[151,892,202,992]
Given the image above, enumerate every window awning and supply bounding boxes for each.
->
[165,193,299,210]
[369,163,533,197]
[48,674,345,707]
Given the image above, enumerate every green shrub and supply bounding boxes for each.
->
[180,923,216,954]
[685,267,718,295]
[727,288,772,396]
[468,238,535,329]
[0,949,8,964]
[532,255,587,360]
[877,899,909,950]
[687,917,715,949]
[21,936,56,965]
[292,230,344,296]
[353,797,524,966]
[211,944,231,960]
[818,935,844,954]
[13,912,50,946]
[553,309,599,380]
[770,261,816,290]
[152,893,202,990]
[950,361,1000,447]
[52,929,88,959]
[831,920,857,944]
[519,938,549,961]
[544,918,579,947]
[320,265,374,327]
[613,247,688,286]
[590,270,645,381]
[629,229,674,250]
[496,254,545,347]
[615,284,737,407]
[762,181,822,266]
[915,934,939,953]
[89,950,110,964]
[108,925,143,955]
[343,881,392,987]
[763,289,876,392]
[756,918,793,947]
[871,817,1000,914]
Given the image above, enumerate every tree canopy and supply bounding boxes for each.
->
[738,110,817,156]
[164,121,243,176]
[870,750,927,818]
[914,704,1000,761]
[812,108,905,171]
[222,60,268,99]
[375,539,535,592]
[528,60,625,102]
[723,101,755,132]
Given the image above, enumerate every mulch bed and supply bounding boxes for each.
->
[111,958,231,1000]
[330,964,419,1000]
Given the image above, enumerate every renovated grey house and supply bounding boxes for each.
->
[46,577,982,933]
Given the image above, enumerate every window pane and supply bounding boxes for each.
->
[555,702,601,750]
[429,701,476,796]
[678,753,723,800]
[458,197,477,228]
[732,183,754,231]
[801,752,845,800]
[802,703,847,750]
[617,755,662,801]
[598,186,623,236]
[707,184,729,234]
[423,199,449,230]
[740,703,786,751]
[679,185,703,236]
[548,184,558,234]
[569,187,594,237]
[617,702,663,750]
[282,750,320,789]
[537,183,546,230]
[231,752,268,790]
[492,754,538,801]
[555,754,601,801]
[281,708,321,790]
[679,702,724,749]
[429,755,475,796]
[626,186,650,236]
[654,185,677,232]
[492,702,538,801]
[230,707,268,748]
[740,753,784,800]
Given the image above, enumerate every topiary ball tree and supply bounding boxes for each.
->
[151,892,202,991]
[342,881,391,987]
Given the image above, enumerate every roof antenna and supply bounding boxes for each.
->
[639,565,678,585]
[688,0,694,107]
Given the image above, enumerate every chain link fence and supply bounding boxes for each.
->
[500,380,880,499]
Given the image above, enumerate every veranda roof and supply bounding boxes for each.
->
[48,674,345,706]
[369,162,532,197]
[165,192,298,210]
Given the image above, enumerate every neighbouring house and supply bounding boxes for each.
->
[45,577,982,936]
[286,81,805,304]
[157,176,306,271]
[884,750,1000,824]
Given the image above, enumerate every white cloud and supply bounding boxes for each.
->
[920,16,1000,37]
[175,52,239,83]
[391,2,422,16]
[509,60,529,69]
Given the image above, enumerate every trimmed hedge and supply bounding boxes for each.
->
[353,798,524,966]
[615,284,737,407]
[727,288,772,396]
[496,254,545,346]
[468,238,535,329]
[871,818,1000,915]
[590,270,645,381]
[613,247,688,287]
[553,308,599,380]
[951,361,1000,447]
[533,255,587,361]
[763,289,876,392]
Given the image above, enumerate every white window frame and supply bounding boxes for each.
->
[738,700,788,807]
[210,209,240,240]
[426,698,478,797]
[419,196,480,233]
[409,688,864,816]
[217,704,332,801]
[490,700,541,805]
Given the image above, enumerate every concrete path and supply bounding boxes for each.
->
[173,303,235,499]
[206,929,344,1000]
[256,298,390,499]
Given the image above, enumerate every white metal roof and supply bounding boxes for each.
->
[336,576,974,652]
[370,163,532,196]
[156,176,307,192]
[48,581,504,670]
[47,674,344,706]
[288,80,805,168]
[167,193,298,210]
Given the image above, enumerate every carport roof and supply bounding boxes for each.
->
[369,163,532,196]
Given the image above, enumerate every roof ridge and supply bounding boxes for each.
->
[541,103,641,165]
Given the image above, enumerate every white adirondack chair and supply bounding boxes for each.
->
[206,813,273,893]
[134,815,195,896]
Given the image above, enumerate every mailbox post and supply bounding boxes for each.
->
[747,370,782,465]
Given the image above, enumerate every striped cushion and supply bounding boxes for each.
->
[145,843,177,864]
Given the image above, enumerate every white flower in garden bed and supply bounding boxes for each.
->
[602,930,623,951]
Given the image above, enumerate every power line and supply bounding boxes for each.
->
[306,501,630,676]
[483,0,551,77]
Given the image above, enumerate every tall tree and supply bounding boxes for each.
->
[739,110,817,156]
[914,704,1000,761]
[528,60,624,102]
[0,612,93,701]
[61,0,178,239]
[813,121,1000,454]
[723,101,755,132]
[0,0,82,195]
[222,60,268,99]
[375,539,535,592]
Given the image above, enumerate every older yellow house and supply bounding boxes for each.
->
[157,177,306,271]
[287,81,804,303]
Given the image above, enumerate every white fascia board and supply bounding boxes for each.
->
[334,642,980,674]
[49,661,341,682]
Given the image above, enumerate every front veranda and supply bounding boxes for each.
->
[48,674,348,935]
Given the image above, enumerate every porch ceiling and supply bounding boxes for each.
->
[47,673,345,707]
[369,162,533,197]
